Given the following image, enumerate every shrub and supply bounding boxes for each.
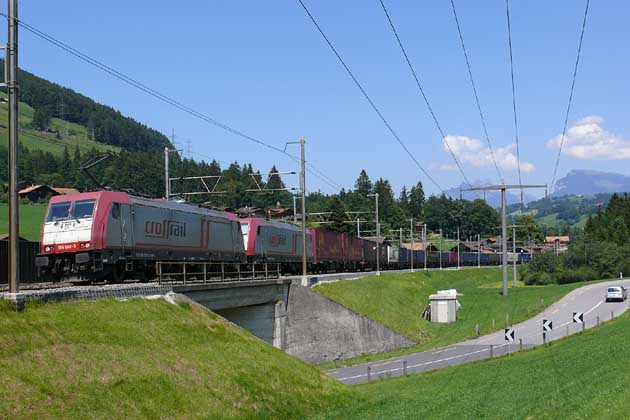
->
[555,267,598,284]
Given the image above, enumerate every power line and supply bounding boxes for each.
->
[505,0,524,204]
[296,0,445,194]
[377,0,474,192]
[550,0,590,192]
[3,14,343,194]
[449,0,504,184]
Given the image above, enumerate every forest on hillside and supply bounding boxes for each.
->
[0,60,171,151]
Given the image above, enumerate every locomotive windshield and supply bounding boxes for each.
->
[241,223,249,250]
[46,199,96,222]
[73,200,96,219]
[47,202,71,222]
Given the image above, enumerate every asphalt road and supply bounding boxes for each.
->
[327,280,630,385]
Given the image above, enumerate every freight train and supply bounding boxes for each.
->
[35,191,530,282]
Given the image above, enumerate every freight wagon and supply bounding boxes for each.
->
[240,218,313,272]
[310,228,344,272]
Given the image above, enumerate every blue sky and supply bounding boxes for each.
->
[12,0,630,198]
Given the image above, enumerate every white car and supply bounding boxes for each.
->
[605,286,628,302]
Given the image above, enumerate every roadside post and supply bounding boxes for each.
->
[543,319,552,345]
[505,328,514,343]
[573,311,584,332]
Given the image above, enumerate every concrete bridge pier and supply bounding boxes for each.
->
[174,279,291,349]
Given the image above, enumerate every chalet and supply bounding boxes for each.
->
[18,185,79,202]
[545,236,570,253]
[401,242,439,252]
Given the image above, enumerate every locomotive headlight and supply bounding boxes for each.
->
[44,245,54,252]
[80,242,91,249]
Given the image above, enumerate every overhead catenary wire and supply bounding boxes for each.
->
[296,0,446,195]
[377,0,475,193]
[505,0,524,204]
[449,0,504,185]
[549,0,591,193]
[2,13,343,194]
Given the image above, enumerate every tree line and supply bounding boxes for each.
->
[523,193,630,285]
[307,169,501,238]
[0,141,505,238]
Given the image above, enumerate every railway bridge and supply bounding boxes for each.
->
[173,278,292,349]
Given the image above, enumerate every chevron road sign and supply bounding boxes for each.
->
[504,328,515,342]
[573,312,584,324]
[543,319,553,332]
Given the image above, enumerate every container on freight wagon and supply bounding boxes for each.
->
[428,289,461,323]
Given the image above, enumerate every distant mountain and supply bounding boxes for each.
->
[445,181,535,208]
[552,170,630,197]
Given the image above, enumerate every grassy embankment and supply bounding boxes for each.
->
[0,203,47,241]
[0,299,350,419]
[0,92,119,156]
[316,268,589,367]
[316,313,630,420]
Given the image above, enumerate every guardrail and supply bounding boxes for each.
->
[156,261,282,284]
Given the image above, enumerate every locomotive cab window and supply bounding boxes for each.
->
[47,202,71,222]
[111,203,121,220]
[73,199,96,219]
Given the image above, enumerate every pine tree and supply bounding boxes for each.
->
[354,169,373,195]
[398,186,410,217]
[409,181,425,219]
[33,107,51,131]
[327,196,349,233]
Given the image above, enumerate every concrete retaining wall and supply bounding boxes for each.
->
[285,285,415,364]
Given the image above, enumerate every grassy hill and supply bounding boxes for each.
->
[316,269,587,367]
[0,298,350,419]
[0,92,119,156]
[0,203,47,240]
[509,193,613,230]
[317,312,630,420]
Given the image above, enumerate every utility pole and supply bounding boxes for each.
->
[368,192,380,276]
[513,225,517,287]
[410,218,414,273]
[293,195,297,224]
[399,227,403,247]
[356,217,360,238]
[457,227,460,270]
[286,140,308,283]
[439,229,443,270]
[164,147,170,198]
[477,233,481,268]
[7,0,19,294]
[465,184,546,296]
[423,224,427,271]
[163,147,181,198]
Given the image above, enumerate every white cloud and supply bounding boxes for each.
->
[546,115,630,160]
[437,163,457,171]
[442,135,535,173]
